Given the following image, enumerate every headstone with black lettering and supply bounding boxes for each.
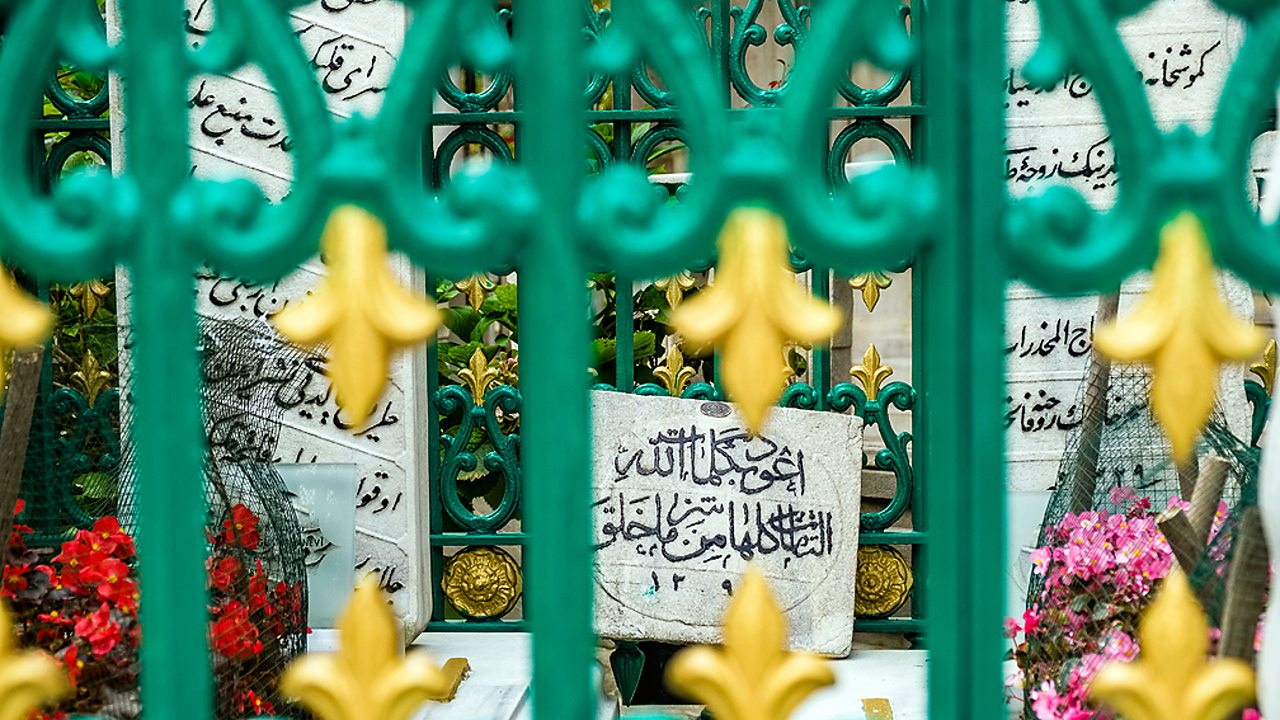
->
[590,392,864,656]
[108,0,432,636]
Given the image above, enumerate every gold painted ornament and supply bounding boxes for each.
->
[273,206,441,426]
[1094,212,1263,463]
[854,546,913,617]
[454,274,495,312]
[655,272,697,308]
[70,350,112,407]
[850,344,893,401]
[849,271,892,312]
[671,208,842,433]
[654,344,696,396]
[67,279,112,320]
[458,347,500,406]
[0,263,53,402]
[0,601,68,720]
[666,568,835,720]
[1250,339,1275,396]
[1089,568,1255,720]
[441,546,522,620]
[280,575,466,720]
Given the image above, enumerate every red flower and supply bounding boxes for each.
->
[13,499,23,516]
[222,504,260,550]
[1,563,28,597]
[60,645,82,687]
[208,556,241,592]
[53,539,97,591]
[248,561,269,610]
[238,689,275,717]
[212,601,262,660]
[90,517,135,558]
[75,603,122,657]
[37,607,73,627]
[83,557,136,605]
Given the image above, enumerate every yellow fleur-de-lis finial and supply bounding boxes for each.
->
[1250,339,1276,395]
[666,568,834,720]
[1094,212,1264,463]
[280,575,467,720]
[458,347,499,406]
[273,206,441,426]
[1089,568,1255,720]
[454,274,495,312]
[0,263,53,402]
[655,272,697,308]
[849,271,893,312]
[654,344,696,397]
[670,208,842,433]
[850,344,893,401]
[0,601,69,720]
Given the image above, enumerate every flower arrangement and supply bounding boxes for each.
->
[1006,490,1232,720]
[2,500,304,720]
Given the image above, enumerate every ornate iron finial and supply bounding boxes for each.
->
[655,272,697,308]
[1251,339,1276,395]
[454,274,495,313]
[70,350,113,407]
[0,601,69,720]
[458,347,500,406]
[671,208,842,433]
[666,568,834,720]
[849,271,892,312]
[0,263,53,402]
[654,344,696,396]
[1089,568,1255,720]
[850,344,893,401]
[273,206,441,426]
[280,575,468,720]
[1094,212,1264,463]
[67,279,112,320]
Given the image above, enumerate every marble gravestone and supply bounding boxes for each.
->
[108,0,432,636]
[590,392,864,656]
[1004,0,1254,492]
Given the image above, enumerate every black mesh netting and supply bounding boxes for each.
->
[4,317,310,720]
[1010,363,1265,720]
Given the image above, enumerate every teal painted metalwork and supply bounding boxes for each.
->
[1003,0,1280,295]
[920,0,1008,716]
[1246,379,1270,447]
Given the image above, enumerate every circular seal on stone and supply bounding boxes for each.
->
[854,545,913,618]
[442,546,522,620]
[699,401,732,418]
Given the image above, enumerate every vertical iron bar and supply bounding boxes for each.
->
[117,0,211,715]
[616,274,635,391]
[919,0,1005,716]
[519,2,593,719]
[811,265,830,409]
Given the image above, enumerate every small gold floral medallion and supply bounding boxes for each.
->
[854,545,913,617]
[442,546,522,620]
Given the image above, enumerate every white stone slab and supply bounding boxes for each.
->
[1004,0,1254,492]
[590,392,863,656]
[109,0,429,636]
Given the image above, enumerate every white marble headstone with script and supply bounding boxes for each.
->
[1004,0,1253,492]
[590,392,864,656]
[108,0,432,635]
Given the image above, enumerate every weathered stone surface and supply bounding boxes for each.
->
[591,392,863,656]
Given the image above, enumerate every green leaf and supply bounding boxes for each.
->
[482,284,519,314]
[75,471,118,500]
[633,331,657,361]
[442,307,480,340]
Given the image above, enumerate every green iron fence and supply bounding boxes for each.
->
[423,1,925,645]
[0,0,1277,719]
